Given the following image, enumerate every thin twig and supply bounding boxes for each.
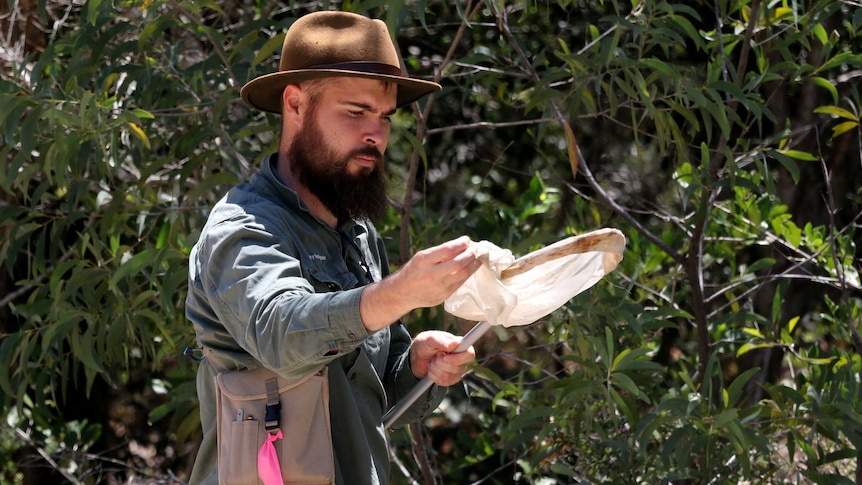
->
[409,422,437,485]
[14,426,83,485]
[468,454,524,485]
[424,118,554,136]
[818,136,862,351]
[391,449,422,485]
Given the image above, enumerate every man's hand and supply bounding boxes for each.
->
[408,330,476,387]
[360,236,482,332]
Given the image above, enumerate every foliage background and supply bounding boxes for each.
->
[1,0,861,483]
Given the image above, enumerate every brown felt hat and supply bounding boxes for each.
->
[240,11,441,114]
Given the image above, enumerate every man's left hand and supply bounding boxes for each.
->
[409,330,476,387]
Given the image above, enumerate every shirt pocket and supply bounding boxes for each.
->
[308,266,359,292]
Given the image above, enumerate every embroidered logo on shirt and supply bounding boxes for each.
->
[310,254,327,262]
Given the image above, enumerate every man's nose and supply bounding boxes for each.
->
[362,119,389,146]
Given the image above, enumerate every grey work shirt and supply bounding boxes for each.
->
[186,155,445,485]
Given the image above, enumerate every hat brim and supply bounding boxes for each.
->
[240,69,442,114]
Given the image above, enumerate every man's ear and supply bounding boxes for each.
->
[281,84,304,124]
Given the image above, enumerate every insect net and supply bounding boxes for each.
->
[444,228,626,327]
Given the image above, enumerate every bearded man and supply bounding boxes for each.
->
[185,11,481,485]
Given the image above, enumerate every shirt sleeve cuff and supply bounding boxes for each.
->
[324,287,371,353]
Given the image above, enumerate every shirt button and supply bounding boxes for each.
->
[327,283,337,290]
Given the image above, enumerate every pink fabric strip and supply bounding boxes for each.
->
[258,430,283,485]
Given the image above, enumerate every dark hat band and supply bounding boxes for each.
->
[305,61,403,77]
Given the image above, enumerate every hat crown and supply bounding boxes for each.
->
[279,12,402,73]
[240,11,441,113]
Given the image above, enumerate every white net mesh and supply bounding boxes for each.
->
[444,228,626,327]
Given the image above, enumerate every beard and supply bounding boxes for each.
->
[287,117,388,225]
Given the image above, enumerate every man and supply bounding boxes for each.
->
[185,11,482,485]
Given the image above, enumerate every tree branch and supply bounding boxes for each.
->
[392,4,484,484]
[424,118,554,136]
[398,0,483,263]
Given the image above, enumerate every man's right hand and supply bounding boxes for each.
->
[359,236,483,332]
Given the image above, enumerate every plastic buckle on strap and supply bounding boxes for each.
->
[182,346,204,362]
[264,377,281,433]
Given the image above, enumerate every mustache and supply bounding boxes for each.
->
[347,146,384,163]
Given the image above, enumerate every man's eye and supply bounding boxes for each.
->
[348,110,363,117]
[381,115,392,124]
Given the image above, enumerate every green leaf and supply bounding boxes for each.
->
[710,80,748,106]
[746,258,776,273]
[703,90,732,138]
[138,15,179,51]
[253,32,287,67]
[797,355,836,365]
[636,412,667,454]
[603,326,615,369]
[814,105,859,121]
[588,24,600,42]
[810,77,839,105]
[725,367,760,407]
[832,121,859,138]
[109,248,162,289]
[812,23,829,46]
[817,52,862,73]
[0,333,22,397]
[126,122,151,149]
[49,259,80,294]
[87,0,103,26]
[131,108,155,120]
[742,328,765,339]
[788,316,800,334]
[713,408,738,429]
[609,386,637,422]
[71,328,106,378]
[132,290,158,309]
[611,372,647,401]
[641,58,676,78]
[611,347,632,372]
[613,348,663,372]
[777,149,818,161]
[769,150,801,183]
[671,14,704,49]
[737,341,775,358]
[416,0,428,30]
[767,384,806,406]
